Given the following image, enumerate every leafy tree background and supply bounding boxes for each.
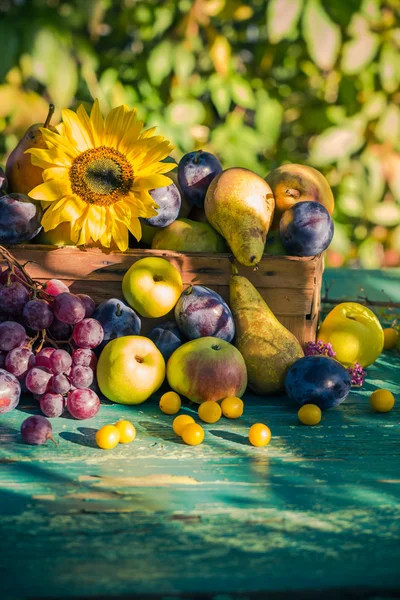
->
[0,0,399,268]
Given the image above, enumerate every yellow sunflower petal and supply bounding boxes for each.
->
[76,105,95,147]
[99,210,113,247]
[40,128,80,159]
[90,99,104,146]
[126,192,158,218]
[87,205,107,241]
[117,119,143,154]
[70,206,90,243]
[103,105,132,148]
[42,167,68,182]
[41,195,86,231]
[26,147,72,169]
[29,178,71,201]
[131,174,172,191]
[77,218,92,246]
[111,216,129,251]
[62,108,93,152]
[135,161,176,176]
[139,127,157,139]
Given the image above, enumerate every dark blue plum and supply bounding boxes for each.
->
[0,194,43,244]
[147,321,185,361]
[175,285,235,342]
[93,298,141,350]
[143,183,181,228]
[279,201,334,257]
[178,150,222,208]
[285,355,351,410]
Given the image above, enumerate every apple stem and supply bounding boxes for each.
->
[211,344,221,351]
[193,150,202,164]
[44,104,55,129]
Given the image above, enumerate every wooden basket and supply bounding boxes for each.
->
[9,245,324,346]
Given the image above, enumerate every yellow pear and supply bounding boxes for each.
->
[204,167,274,267]
[229,265,304,394]
[5,104,57,195]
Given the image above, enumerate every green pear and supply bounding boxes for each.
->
[204,167,275,267]
[151,218,228,253]
[229,265,303,394]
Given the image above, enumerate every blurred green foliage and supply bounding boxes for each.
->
[0,0,400,267]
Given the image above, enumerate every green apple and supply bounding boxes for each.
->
[97,336,165,404]
[122,257,182,318]
[167,336,247,404]
[318,302,384,367]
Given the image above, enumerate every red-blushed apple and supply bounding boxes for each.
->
[166,336,247,404]
[97,335,165,404]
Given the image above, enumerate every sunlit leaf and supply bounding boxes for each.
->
[147,40,174,86]
[166,99,206,127]
[341,31,379,74]
[230,76,255,109]
[209,35,231,76]
[302,0,341,71]
[309,123,364,166]
[385,153,400,202]
[379,42,400,94]
[255,90,283,150]
[361,91,386,120]
[174,44,195,80]
[209,74,231,116]
[361,0,382,22]
[267,0,303,44]
[361,149,385,205]
[358,238,384,268]
[375,104,400,149]
[338,194,363,217]
[152,6,174,36]
[366,202,400,226]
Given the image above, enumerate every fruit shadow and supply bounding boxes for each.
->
[59,426,98,448]
[137,420,183,445]
[208,428,250,446]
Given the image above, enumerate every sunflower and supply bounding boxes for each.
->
[27,99,174,251]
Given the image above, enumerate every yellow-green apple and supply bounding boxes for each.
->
[35,222,74,246]
[97,335,165,404]
[122,257,182,318]
[318,302,384,367]
[167,336,247,403]
[266,164,334,229]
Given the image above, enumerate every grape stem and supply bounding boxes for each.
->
[0,245,53,301]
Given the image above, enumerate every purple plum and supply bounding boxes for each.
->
[147,321,186,361]
[279,201,334,257]
[93,298,141,350]
[143,183,181,228]
[175,285,235,342]
[0,194,43,244]
[178,150,222,208]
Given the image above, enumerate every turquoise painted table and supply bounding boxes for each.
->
[1,269,400,600]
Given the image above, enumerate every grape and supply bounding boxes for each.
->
[23,299,54,331]
[0,368,21,414]
[25,367,53,395]
[40,393,65,418]
[42,279,69,296]
[48,318,73,341]
[35,347,55,369]
[0,193,43,244]
[72,318,104,349]
[72,348,97,370]
[69,365,93,389]
[51,373,71,395]
[0,267,29,287]
[76,294,96,318]
[0,282,30,317]
[5,346,35,377]
[67,388,100,420]
[53,292,85,325]
[0,321,26,351]
[0,351,6,369]
[20,415,55,445]
[49,349,72,375]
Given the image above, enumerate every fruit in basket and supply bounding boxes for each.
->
[5,104,57,195]
[147,321,185,361]
[264,230,286,256]
[139,220,158,246]
[93,298,141,348]
[0,194,43,244]
[229,266,303,395]
[285,356,351,409]
[35,222,74,246]
[279,201,334,257]
[189,206,208,223]
[317,302,384,367]
[0,166,8,194]
[122,257,182,318]
[143,183,181,228]
[0,369,21,414]
[167,336,247,404]
[178,150,222,208]
[175,285,235,342]
[151,218,227,253]
[266,164,334,229]
[97,336,165,404]
[205,168,274,267]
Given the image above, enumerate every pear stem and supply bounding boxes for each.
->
[44,104,55,129]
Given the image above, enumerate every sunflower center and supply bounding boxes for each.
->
[69,146,134,206]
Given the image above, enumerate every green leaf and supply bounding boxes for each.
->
[147,40,173,86]
[173,44,195,80]
[361,91,386,120]
[338,194,363,218]
[0,23,18,81]
[361,0,381,22]
[309,123,364,166]
[361,150,385,205]
[302,0,341,71]
[366,202,400,227]
[267,0,303,44]
[230,76,255,109]
[379,43,400,94]
[255,90,283,150]
[358,238,384,268]
[341,31,379,75]
[386,153,400,202]
[152,6,174,36]
[375,104,400,149]
[166,99,206,127]
[209,74,231,117]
